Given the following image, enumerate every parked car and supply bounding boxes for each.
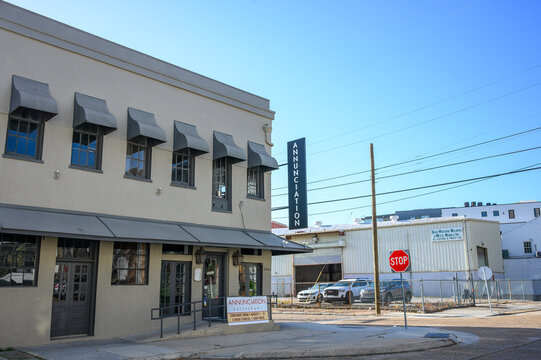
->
[359,279,412,304]
[323,278,372,304]
[297,283,334,303]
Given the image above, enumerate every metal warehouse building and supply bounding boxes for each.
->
[272,217,503,297]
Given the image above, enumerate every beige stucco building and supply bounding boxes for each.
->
[0,2,308,347]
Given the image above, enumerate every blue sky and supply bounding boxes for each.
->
[9,0,541,225]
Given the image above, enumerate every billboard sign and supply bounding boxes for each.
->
[287,138,307,229]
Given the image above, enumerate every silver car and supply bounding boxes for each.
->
[323,279,372,304]
[297,283,334,303]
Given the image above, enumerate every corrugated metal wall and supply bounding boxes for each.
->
[272,219,502,277]
[272,254,293,276]
[344,221,468,274]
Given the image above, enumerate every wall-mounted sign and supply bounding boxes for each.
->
[287,138,307,229]
[431,227,463,241]
[226,296,269,326]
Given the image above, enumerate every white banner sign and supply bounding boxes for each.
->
[227,296,269,326]
[431,227,463,241]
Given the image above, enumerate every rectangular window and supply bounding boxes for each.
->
[508,209,515,219]
[452,213,458,217]
[162,244,192,255]
[4,109,44,160]
[212,157,231,211]
[71,124,102,170]
[171,149,194,187]
[238,263,262,296]
[481,211,487,217]
[247,167,264,199]
[125,137,151,179]
[56,238,96,260]
[493,210,499,216]
[111,242,149,285]
[241,248,262,256]
[524,241,532,254]
[0,234,40,287]
[534,208,540,217]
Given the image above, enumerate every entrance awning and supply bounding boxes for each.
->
[0,204,311,254]
[247,141,279,172]
[9,75,58,120]
[0,206,114,240]
[73,93,117,134]
[127,107,166,146]
[99,217,199,244]
[173,121,209,155]
[213,131,246,163]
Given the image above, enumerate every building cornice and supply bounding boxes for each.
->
[0,1,275,119]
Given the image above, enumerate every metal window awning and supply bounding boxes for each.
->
[127,107,166,146]
[173,121,209,155]
[73,93,117,134]
[247,141,279,172]
[9,75,58,120]
[0,204,311,254]
[213,131,246,164]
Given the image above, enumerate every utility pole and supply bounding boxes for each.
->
[370,143,381,315]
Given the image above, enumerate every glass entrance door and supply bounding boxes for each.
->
[203,254,225,319]
[51,239,97,338]
[51,262,93,337]
[160,261,191,315]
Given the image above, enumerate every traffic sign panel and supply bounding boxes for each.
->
[389,249,410,272]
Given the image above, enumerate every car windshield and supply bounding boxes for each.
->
[310,284,327,290]
[332,281,353,287]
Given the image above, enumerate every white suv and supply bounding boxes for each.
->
[323,278,372,304]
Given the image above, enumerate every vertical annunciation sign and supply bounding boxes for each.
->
[287,138,307,229]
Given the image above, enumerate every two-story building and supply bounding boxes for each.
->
[0,2,308,347]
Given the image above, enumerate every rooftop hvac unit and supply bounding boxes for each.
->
[464,202,470,207]
[477,202,483,206]
[471,201,476,207]
[502,250,509,259]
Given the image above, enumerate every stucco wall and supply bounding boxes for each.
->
[0,237,56,347]
[0,28,272,231]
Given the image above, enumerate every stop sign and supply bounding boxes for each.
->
[389,249,410,272]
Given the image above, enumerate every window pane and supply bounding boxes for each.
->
[0,235,39,287]
[112,242,148,285]
[16,136,28,154]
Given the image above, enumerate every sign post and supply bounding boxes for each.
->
[478,266,493,313]
[287,138,307,229]
[389,249,411,330]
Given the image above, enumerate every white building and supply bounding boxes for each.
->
[272,217,503,297]
[441,200,541,234]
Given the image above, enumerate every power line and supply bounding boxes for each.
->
[271,145,541,197]
[271,122,541,190]
[275,81,541,163]
[271,165,541,211]
[272,162,541,218]
[273,64,541,158]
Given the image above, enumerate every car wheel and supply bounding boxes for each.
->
[345,291,353,305]
[405,292,412,304]
[384,293,392,305]
[316,294,323,303]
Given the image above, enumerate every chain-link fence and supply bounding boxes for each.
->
[271,278,541,310]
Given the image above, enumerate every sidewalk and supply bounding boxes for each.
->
[17,323,457,360]
[10,302,540,360]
